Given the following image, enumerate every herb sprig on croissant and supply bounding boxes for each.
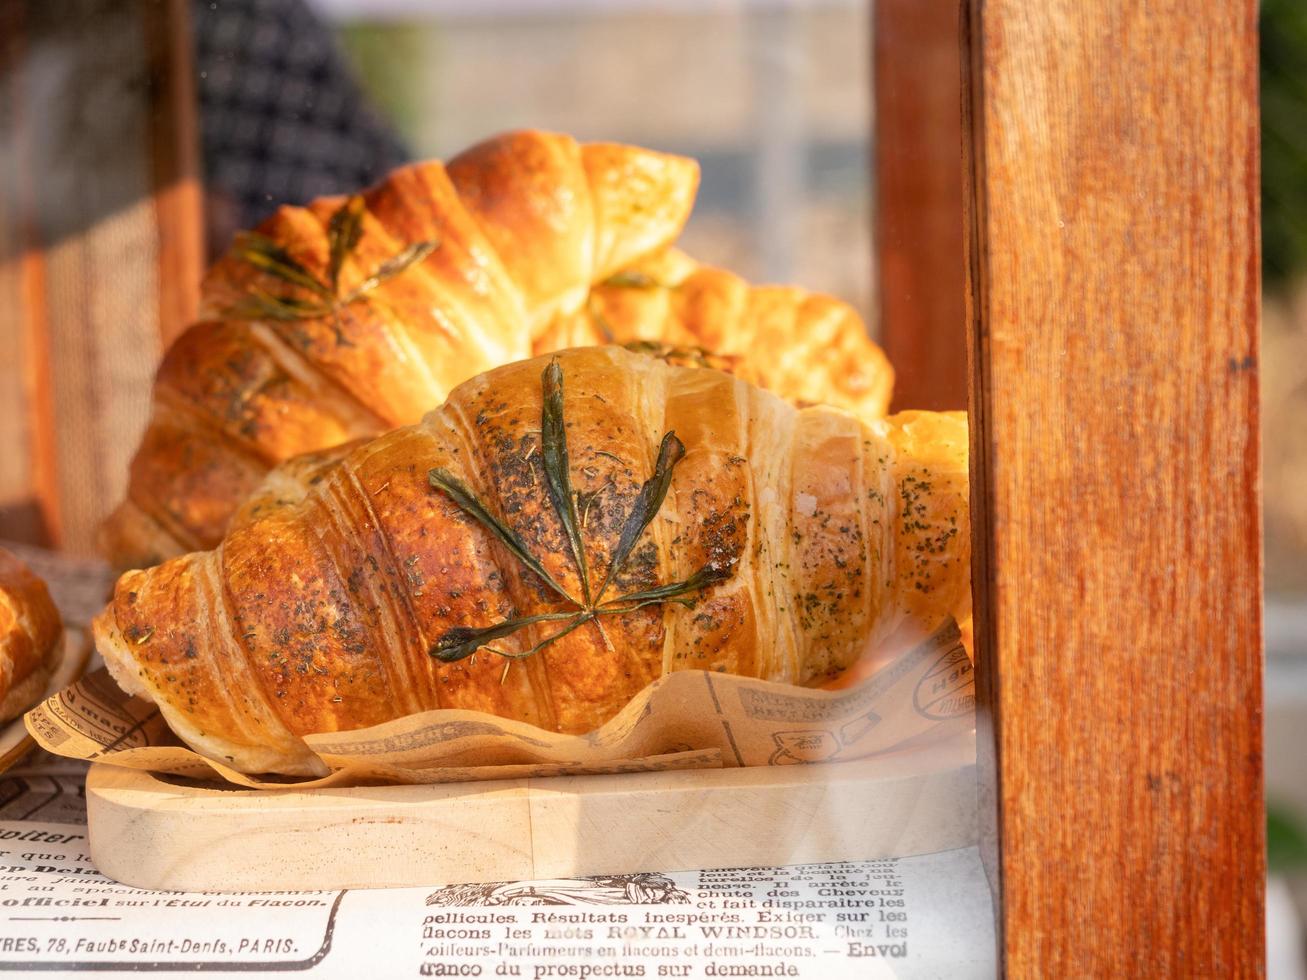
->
[102,131,894,571]
[95,348,966,776]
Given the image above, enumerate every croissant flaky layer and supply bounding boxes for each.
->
[0,548,63,723]
[101,130,893,571]
[95,348,966,776]
[535,247,894,420]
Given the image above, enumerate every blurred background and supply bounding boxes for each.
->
[2,0,932,553]
[0,0,1303,967]
[1261,0,1307,973]
[195,0,878,313]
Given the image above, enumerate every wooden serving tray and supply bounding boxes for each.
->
[86,734,976,892]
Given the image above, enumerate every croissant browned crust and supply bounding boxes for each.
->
[101,130,894,572]
[94,347,966,776]
[0,548,63,723]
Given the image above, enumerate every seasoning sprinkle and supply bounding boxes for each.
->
[426,359,734,664]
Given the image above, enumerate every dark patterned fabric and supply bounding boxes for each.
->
[192,0,410,230]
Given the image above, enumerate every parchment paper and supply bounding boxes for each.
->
[24,620,974,789]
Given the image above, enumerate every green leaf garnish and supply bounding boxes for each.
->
[495,614,594,663]
[343,240,440,302]
[327,195,366,293]
[588,299,618,343]
[231,232,332,298]
[602,270,663,289]
[426,362,736,666]
[594,430,684,602]
[223,290,332,322]
[598,564,733,614]
[429,611,577,663]
[622,340,729,371]
[427,468,577,605]
[221,198,440,327]
[541,359,591,604]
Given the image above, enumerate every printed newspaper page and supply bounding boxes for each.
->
[0,752,995,979]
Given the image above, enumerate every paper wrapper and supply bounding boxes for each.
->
[23,620,974,789]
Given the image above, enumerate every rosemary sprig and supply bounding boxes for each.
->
[426,468,577,604]
[327,195,365,293]
[428,610,578,663]
[426,359,734,665]
[221,195,439,328]
[222,290,331,322]
[602,270,664,289]
[593,430,683,600]
[588,270,665,343]
[232,232,332,298]
[541,360,591,604]
[586,296,617,344]
[623,340,727,370]
[343,240,441,301]
[597,565,732,614]
[496,614,594,662]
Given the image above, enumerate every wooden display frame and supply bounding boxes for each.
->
[4,0,1266,972]
[877,0,1264,975]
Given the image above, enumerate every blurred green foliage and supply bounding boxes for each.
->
[1269,801,1307,871]
[338,23,428,146]
[1262,0,1307,287]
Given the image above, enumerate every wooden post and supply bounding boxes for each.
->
[145,0,204,348]
[0,0,202,551]
[873,0,967,412]
[962,1,1264,975]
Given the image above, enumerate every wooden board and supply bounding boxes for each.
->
[960,0,1264,975]
[86,735,976,892]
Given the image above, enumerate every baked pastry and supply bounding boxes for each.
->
[536,247,893,420]
[99,130,698,569]
[94,347,967,775]
[100,130,894,571]
[1,548,63,723]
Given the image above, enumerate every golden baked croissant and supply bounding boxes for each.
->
[94,347,967,776]
[1,548,63,723]
[536,247,893,420]
[101,130,894,571]
[100,130,698,570]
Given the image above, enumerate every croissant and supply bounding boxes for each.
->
[1,548,63,723]
[94,347,967,776]
[101,130,894,571]
[536,247,893,420]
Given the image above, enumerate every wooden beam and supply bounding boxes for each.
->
[0,0,201,552]
[962,1,1264,975]
[0,0,60,547]
[873,0,966,412]
[144,0,203,347]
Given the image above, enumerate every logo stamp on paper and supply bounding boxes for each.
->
[912,647,975,720]
[768,729,842,765]
[738,686,876,723]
